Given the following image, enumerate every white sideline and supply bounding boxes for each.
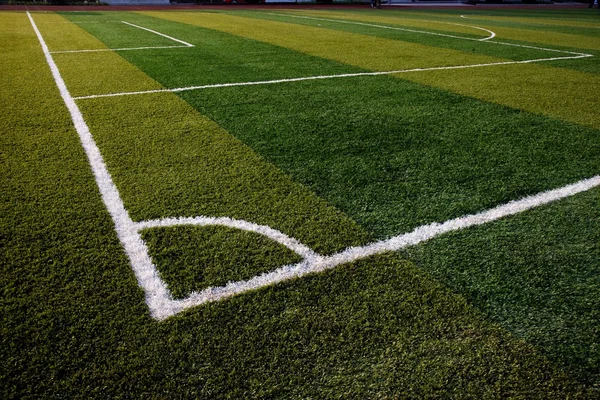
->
[72,53,590,101]
[30,12,600,321]
[267,12,496,41]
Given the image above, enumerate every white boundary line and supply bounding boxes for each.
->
[30,12,600,321]
[49,20,194,54]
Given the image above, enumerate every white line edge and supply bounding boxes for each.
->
[51,45,191,54]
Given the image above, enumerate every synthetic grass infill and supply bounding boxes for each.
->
[142,10,600,130]
[3,11,597,397]
[403,187,600,385]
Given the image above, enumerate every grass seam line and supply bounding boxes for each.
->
[72,53,591,100]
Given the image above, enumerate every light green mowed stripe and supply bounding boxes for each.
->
[32,12,372,292]
[35,13,163,97]
[80,93,370,255]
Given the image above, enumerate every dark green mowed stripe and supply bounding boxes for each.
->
[402,187,600,385]
[227,10,598,64]
[180,77,600,238]
[228,10,600,75]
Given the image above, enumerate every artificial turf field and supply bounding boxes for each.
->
[2,6,600,398]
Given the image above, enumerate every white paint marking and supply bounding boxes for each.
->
[165,175,600,319]
[49,20,194,54]
[121,21,194,47]
[444,21,495,41]
[267,12,496,41]
[30,11,318,321]
[135,216,320,262]
[72,51,591,101]
[28,11,176,320]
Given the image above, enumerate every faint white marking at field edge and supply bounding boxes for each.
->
[29,11,318,321]
[267,12,496,41]
[166,175,600,320]
[72,52,592,101]
[121,21,194,47]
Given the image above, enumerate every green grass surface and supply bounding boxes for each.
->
[142,226,302,298]
[2,9,599,398]
[403,187,600,385]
